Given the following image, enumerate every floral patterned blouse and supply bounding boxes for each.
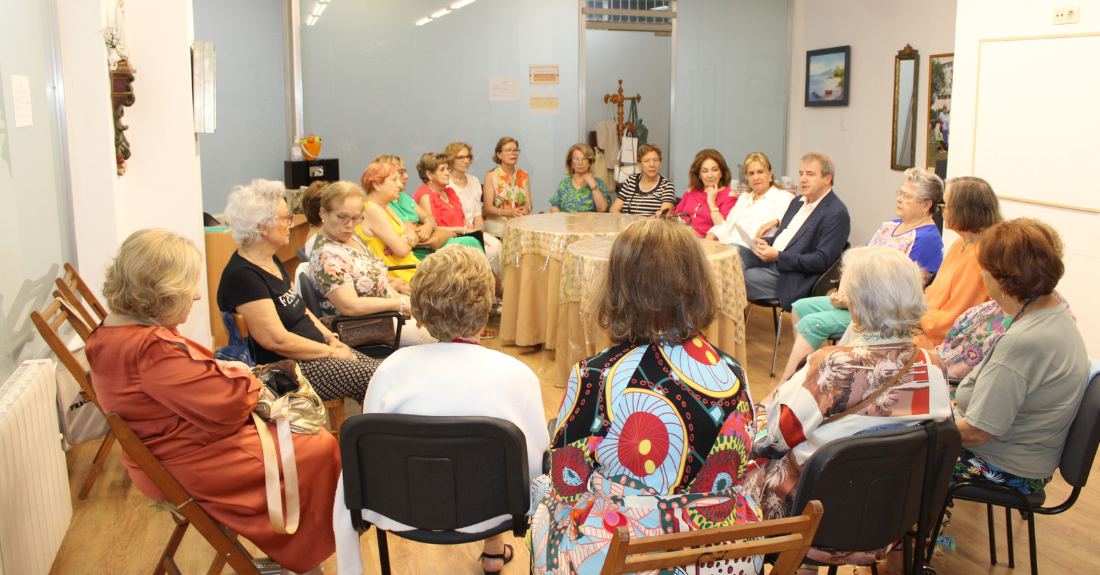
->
[308,233,393,317]
[489,165,528,211]
[530,335,761,575]
[936,291,1073,382]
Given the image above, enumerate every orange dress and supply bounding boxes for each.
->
[914,237,990,349]
[85,325,339,573]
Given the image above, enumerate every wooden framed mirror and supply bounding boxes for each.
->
[891,44,919,170]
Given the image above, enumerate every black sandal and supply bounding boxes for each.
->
[478,543,514,575]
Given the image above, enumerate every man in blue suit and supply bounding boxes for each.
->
[737,152,850,311]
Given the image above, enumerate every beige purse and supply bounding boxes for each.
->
[250,360,327,534]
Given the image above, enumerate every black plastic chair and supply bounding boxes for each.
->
[791,420,959,575]
[339,414,530,575]
[927,373,1100,575]
[747,242,849,377]
[296,270,404,358]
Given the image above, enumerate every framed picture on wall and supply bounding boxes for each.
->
[926,53,953,175]
[805,45,850,107]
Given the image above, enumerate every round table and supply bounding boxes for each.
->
[499,212,643,347]
[554,236,749,386]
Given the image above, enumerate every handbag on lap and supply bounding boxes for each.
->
[319,314,399,349]
[250,360,326,534]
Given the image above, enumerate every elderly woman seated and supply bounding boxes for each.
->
[952,218,1089,494]
[334,244,548,574]
[550,143,608,213]
[776,167,946,383]
[87,229,338,575]
[303,180,435,346]
[530,218,761,575]
[747,247,952,572]
[218,179,378,402]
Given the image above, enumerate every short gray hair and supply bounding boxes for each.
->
[903,167,945,213]
[840,246,927,338]
[800,151,835,183]
[224,179,286,245]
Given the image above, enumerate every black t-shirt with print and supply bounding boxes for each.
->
[216,252,323,365]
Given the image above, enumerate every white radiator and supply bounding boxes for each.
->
[0,360,73,575]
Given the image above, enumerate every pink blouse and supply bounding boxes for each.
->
[673,188,737,238]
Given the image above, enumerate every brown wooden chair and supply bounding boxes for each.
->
[599,500,824,575]
[30,297,115,500]
[232,313,346,439]
[54,262,109,329]
[104,412,264,575]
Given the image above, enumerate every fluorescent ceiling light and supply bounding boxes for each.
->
[415,17,432,25]
[318,0,330,3]
[451,0,476,8]
[313,3,326,15]
[651,5,670,10]
[431,8,451,18]
[306,15,319,25]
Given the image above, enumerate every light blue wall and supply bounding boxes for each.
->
[194,0,288,213]
[296,1,788,206]
[0,0,73,381]
[585,30,671,179]
[299,0,580,209]
[674,1,789,180]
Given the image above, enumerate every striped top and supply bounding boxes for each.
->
[616,173,677,215]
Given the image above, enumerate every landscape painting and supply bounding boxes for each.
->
[926,53,953,173]
[805,45,850,107]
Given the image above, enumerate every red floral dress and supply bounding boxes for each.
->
[530,335,761,574]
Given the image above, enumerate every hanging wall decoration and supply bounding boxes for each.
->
[105,1,135,176]
[805,45,850,107]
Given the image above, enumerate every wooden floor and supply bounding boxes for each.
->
[48,310,1100,574]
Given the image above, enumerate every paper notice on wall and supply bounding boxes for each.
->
[11,75,32,127]
[529,65,559,85]
[490,78,521,101]
[530,91,559,114]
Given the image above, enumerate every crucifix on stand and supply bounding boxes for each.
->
[603,80,641,143]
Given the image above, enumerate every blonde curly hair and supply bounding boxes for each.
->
[102,229,202,325]
[410,244,494,341]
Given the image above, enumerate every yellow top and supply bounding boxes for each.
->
[356,201,418,282]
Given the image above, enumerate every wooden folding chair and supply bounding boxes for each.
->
[600,500,824,575]
[30,298,115,499]
[54,262,109,329]
[104,412,264,575]
[232,313,346,439]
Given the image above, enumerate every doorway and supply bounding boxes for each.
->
[578,0,676,179]
[585,30,671,179]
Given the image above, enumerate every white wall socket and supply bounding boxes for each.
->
[1054,5,1081,24]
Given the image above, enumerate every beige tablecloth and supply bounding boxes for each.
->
[554,236,748,386]
[499,213,643,346]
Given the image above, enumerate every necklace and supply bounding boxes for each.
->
[240,247,279,275]
[451,338,481,346]
[432,186,453,207]
[894,215,933,236]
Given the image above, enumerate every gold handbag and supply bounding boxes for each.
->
[250,360,327,534]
